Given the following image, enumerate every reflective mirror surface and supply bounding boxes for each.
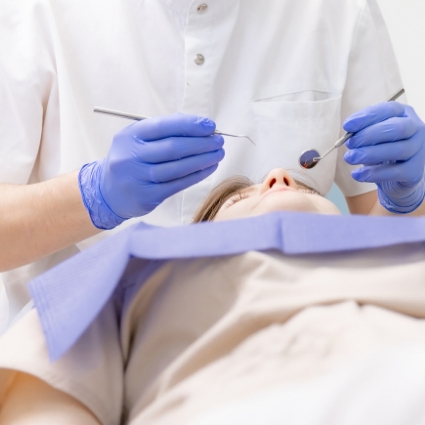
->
[299,149,320,169]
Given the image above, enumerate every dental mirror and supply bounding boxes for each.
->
[299,149,321,169]
[298,88,405,170]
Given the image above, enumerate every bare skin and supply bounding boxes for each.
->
[214,168,341,221]
[214,168,425,222]
[0,172,100,272]
[346,190,425,216]
[0,372,101,425]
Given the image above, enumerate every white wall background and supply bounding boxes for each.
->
[378,0,425,119]
[328,0,425,213]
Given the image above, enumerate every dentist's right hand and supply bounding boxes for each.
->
[78,113,225,229]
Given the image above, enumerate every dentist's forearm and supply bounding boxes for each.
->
[0,172,100,272]
[368,198,425,217]
[347,190,425,216]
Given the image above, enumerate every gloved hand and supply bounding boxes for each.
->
[79,113,225,229]
[343,102,425,214]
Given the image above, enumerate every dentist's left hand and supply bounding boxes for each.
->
[343,102,425,213]
[78,113,225,229]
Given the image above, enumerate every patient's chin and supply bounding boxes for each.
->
[310,198,342,216]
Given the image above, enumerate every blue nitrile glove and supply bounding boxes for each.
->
[343,102,425,214]
[79,113,225,229]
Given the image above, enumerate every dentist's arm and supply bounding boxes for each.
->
[0,113,224,271]
[0,173,99,272]
[346,189,425,216]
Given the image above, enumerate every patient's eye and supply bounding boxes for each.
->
[297,188,319,196]
[226,191,250,207]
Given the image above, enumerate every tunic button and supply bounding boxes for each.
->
[197,3,208,13]
[195,54,205,65]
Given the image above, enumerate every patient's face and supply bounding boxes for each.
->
[214,168,341,221]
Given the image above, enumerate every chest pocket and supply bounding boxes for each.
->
[251,94,342,194]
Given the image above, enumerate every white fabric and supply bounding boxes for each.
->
[190,343,425,425]
[0,0,402,322]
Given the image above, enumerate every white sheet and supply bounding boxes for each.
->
[1,245,425,424]
[190,343,425,425]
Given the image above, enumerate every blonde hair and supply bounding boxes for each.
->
[192,176,253,223]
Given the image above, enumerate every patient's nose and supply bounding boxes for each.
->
[261,169,297,193]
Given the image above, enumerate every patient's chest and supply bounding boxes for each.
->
[121,246,425,422]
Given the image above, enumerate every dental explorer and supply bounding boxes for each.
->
[298,88,405,170]
[93,107,256,146]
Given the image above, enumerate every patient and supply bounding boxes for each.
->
[192,168,340,223]
[1,169,425,425]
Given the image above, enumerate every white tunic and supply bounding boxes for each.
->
[0,0,402,323]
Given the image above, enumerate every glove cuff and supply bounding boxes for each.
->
[378,180,425,214]
[78,161,127,230]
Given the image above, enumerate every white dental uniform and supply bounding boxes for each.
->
[0,0,402,326]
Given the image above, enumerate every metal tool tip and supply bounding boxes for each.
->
[247,136,256,146]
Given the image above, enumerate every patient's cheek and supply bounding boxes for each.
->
[310,196,342,215]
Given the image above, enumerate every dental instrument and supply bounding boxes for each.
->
[94,107,256,146]
[298,88,405,169]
